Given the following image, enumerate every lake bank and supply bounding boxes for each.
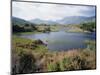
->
[12,36,96,74]
[15,31,95,51]
[13,24,94,35]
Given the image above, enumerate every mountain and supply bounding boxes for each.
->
[85,16,96,22]
[29,19,58,25]
[29,16,95,25]
[12,16,96,26]
[56,16,96,24]
[12,17,32,25]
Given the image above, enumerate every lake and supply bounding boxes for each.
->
[18,31,96,51]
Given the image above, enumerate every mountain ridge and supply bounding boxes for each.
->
[12,16,95,25]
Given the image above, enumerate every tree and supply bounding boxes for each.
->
[80,21,96,32]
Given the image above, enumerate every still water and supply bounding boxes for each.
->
[18,31,96,51]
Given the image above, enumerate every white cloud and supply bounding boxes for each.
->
[12,1,95,21]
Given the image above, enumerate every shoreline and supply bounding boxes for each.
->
[13,30,95,35]
[12,35,96,73]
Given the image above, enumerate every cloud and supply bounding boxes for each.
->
[79,6,96,16]
[12,1,96,21]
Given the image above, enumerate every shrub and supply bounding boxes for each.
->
[85,40,96,51]
[18,51,36,74]
[47,62,61,72]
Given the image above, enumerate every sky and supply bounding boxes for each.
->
[12,1,96,21]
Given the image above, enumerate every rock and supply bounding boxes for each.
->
[34,39,44,45]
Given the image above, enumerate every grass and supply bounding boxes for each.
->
[35,25,59,32]
[12,36,96,74]
[85,40,96,51]
[13,31,43,35]
[47,48,96,71]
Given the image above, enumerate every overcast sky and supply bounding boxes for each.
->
[12,1,96,21]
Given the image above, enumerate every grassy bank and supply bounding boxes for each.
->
[12,36,96,74]
[13,31,43,35]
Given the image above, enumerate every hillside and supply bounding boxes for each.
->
[29,19,58,25]
[12,17,33,25]
[57,16,96,24]
[29,16,95,25]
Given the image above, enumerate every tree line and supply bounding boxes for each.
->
[12,23,51,33]
[80,21,96,32]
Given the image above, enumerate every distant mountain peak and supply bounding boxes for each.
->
[56,16,96,24]
[12,16,33,25]
[12,16,96,25]
[29,18,58,25]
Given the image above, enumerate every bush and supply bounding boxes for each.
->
[80,21,96,32]
[47,62,60,72]
[19,52,36,73]
[12,24,37,32]
[12,51,37,74]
